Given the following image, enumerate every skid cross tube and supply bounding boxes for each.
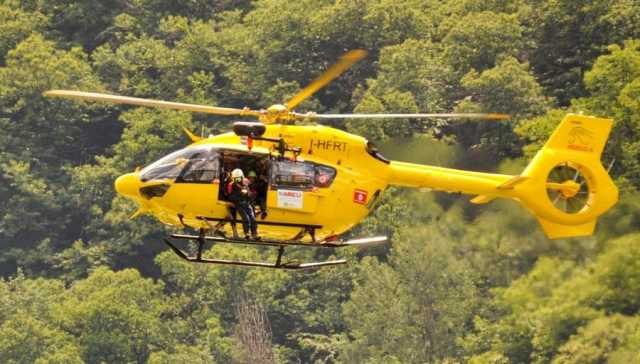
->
[197,216,322,229]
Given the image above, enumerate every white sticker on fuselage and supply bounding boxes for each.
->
[277,189,303,209]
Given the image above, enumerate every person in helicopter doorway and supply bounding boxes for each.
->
[226,168,260,240]
[247,170,268,219]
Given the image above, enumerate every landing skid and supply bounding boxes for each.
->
[163,230,387,270]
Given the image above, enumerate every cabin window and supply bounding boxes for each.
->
[271,160,315,190]
[314,164,337,188]
[271,160,337,190]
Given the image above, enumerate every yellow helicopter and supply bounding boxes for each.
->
[45,50,618,269]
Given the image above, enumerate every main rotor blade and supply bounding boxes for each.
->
[285,49,368,110]
[44,90,261,117]
[306,113,511,120]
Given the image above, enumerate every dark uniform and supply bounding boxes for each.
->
[250,175,268,219]
[227,179,258,239]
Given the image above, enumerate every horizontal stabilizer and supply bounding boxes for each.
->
[182,127,202,142]
[130,207,148,219]
[470,195,496,204]
[496,175,529,190]
[536,217,596,239]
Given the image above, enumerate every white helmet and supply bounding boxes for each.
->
[231,168,244,179]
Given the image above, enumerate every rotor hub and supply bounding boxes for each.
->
[260,104,295,124]
[267,104,287,113]
[558,180,581,199]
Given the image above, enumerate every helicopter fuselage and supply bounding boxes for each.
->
[117,124,393,240]
[115,115,618,241]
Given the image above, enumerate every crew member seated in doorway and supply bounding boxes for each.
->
[226,168,259,240]
[247,170,268,219]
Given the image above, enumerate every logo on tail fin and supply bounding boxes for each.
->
[568,126,594,152]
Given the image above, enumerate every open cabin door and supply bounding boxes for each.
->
[218,150,269,202]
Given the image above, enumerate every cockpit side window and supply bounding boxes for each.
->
[140,146,217,182]
[178,151,220,183]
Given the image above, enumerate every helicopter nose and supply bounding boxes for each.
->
[115,173,140,198]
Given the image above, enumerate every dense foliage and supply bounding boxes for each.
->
[1,0,639,362]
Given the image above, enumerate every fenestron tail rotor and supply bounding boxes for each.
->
[546,163,590,214]
[44,50,511,124]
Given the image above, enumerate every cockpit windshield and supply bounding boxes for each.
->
[140,146,219,182]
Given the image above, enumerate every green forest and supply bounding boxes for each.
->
[1,0,640,362]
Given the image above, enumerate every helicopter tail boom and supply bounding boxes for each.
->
[387,114,618,239]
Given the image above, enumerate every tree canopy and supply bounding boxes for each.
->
[1,0,639,362]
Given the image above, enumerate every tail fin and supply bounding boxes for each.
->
[516,114,618,239]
